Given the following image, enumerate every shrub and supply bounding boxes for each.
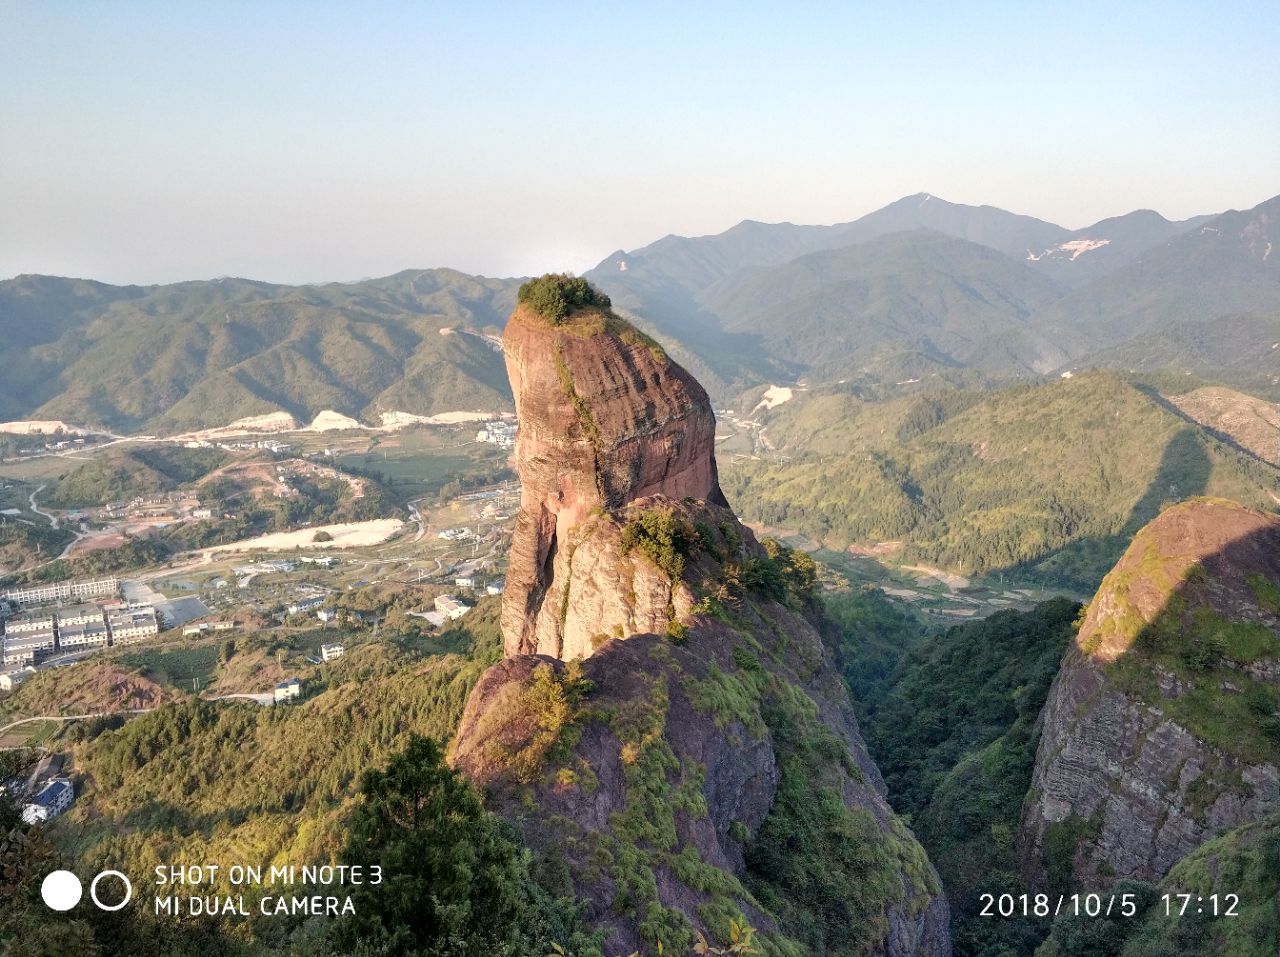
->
[621,507,698,581]
[518,274,611,324]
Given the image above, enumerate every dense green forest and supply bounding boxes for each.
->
[845,596,1080,957]
[723,373,1279,590]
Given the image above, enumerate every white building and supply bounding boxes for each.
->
[317,608,337,624]
[56,603,106,628]
[321,642,345,661]
[434,595,470,621]
[4,577,118,606]
[57,621,109,650]
[2,628,57,666]
[455,576,476,590]
[107,608,159,645]
[22,777,74,824]
[5,611,56,634]
[0,668,32,691]
[485,580,506,596]
[274,677,303,703]
[288,596,325,616]
[182,621,237,636]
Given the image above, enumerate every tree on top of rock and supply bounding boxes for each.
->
[518,274,612,324]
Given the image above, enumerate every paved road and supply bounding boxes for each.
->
[23,484,93,561]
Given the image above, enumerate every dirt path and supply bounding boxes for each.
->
[28,484,58,529]
[0,709,155,738]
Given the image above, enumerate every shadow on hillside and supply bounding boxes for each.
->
[1133,381,1278,468]
[1028,512,1280,897]
[1026,427,1212,592]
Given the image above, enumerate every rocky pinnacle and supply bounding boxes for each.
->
[500,300,726,658]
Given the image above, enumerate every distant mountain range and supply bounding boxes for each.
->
[1,191,1276,432]
[0,270,518,433]
[587,192,1280,390]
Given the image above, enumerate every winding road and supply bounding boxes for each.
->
[28,484,58,530]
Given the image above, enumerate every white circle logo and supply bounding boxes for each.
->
[41,870,83,911]
[90,870,133,911]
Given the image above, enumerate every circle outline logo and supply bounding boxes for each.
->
[90,870,133,911]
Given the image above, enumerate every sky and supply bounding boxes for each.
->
[2,1,1278,285]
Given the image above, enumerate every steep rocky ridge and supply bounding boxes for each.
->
[452,280,950,956]
[1020,500,1280,890]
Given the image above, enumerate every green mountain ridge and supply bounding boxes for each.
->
[5,192,1278,430]
[589,193,1279,394]
[722,371,1280,589]
[0,269,521,432]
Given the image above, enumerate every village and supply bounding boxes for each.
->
[0,463,519,826]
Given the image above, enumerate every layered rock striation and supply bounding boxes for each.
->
[1020,499,1280,889]
[501,300,727,660]
[452,281,950,957]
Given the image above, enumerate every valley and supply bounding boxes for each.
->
[2,231,1278,957]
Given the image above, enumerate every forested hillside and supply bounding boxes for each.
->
[723,373,1280,589]
[1069,312,1280,402]
[2,600,508,954]
[849,598,1080,957]
[0,270,519,432]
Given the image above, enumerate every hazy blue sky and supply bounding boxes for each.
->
[2,1,1277,284]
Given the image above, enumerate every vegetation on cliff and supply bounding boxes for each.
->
[1079,502,1280,765]
[519,274,613,324]
[1036,813,1280,957]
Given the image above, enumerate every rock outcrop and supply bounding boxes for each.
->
[452,280,949,957]
[501,301,727,660]
[1020,499,1280,889]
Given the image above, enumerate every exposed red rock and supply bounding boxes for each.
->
[453,287,950,956]
[501,303,726,659]
[1020,500,1280,887]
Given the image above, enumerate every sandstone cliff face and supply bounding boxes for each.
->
[1020,500,1280,889]
[453,292,950,956]
[501,304,726,660]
